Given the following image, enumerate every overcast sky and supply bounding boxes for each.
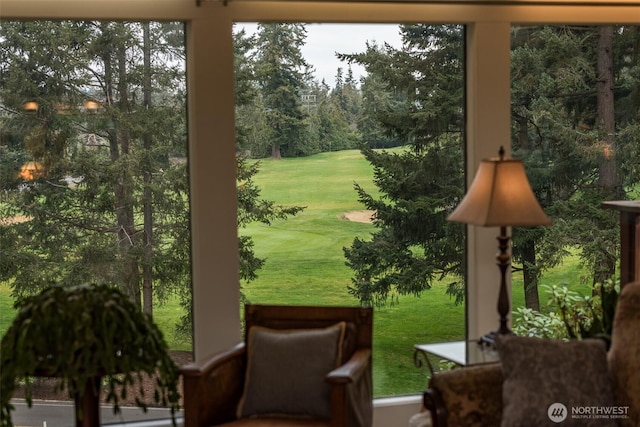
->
[235,23,403,87]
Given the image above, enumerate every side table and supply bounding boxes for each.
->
[414,340,499,374]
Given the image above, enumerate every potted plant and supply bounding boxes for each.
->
[1,284,181,427]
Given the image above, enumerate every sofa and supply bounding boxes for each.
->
[409,280,640,427]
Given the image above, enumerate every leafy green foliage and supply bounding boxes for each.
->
[513,306,568,339]
[0,284,180,427]
[513,280,618,344]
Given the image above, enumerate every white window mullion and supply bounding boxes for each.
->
[464,21,512,341]
[187,16,242,359]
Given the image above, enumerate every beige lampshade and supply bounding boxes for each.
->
[448,155,551,227]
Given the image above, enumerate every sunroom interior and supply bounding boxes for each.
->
[3,0,639,426]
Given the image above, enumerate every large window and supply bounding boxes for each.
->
[1,1,638,424]
[233,22,466,397]
[0,20,190,423]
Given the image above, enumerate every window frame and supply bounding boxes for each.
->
[3,1,639,420]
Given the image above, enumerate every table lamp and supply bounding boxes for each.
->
[447,146,551,345]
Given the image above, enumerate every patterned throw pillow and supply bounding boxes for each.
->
[237,322,346,420]
[496,335,618,427]
[429,362,503,427]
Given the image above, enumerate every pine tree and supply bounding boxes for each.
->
[233,25,305,283]
[510,25,640,309]
[342,24,466,306]
[253,23,313,158]
[0,21,190,316]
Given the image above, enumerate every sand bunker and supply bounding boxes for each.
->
[339,210,376,224]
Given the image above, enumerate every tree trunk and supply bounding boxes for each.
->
[515,113,540,311]
[521,238,540,311]
[517,114,529,151]
[142,22,154,315]
[596,25,618,193]
[594,25,619,285]
[272,143,282,159]
[101,25,118,163]
[115,34,141,306]
[102,27,138,302]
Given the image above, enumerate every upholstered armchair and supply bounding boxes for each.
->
[410,281,640,427]
[180,304,373,427]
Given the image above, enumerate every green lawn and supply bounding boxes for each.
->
[0,148,591,398]
[0,283,17,340]
[239,149,589,396]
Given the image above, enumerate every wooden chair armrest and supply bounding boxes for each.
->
[326,348,371,384]
[180,342,245,378]
[179,343,246,427]
[326,349,372,427]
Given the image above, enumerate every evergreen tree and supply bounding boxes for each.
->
[0,21,190,316]
[177,26,306,336]
[332,66,361,128]
[234,27,269,157]
[253,23,313,158]
[356,63,403,149]
[342,24,466,306]
[343,23,639,310]
[510,25,601,309]
[510,25,640,311]
[233,24,305,284]
[306,78,359,153]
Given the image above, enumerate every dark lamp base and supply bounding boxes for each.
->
[478,329,512,348]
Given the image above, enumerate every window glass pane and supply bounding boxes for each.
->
[510,25,639,339]
[0,20,190,423]
[234,22,465,397]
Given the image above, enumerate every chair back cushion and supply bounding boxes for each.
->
[237,322,346,420]
[243,304,372,365]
